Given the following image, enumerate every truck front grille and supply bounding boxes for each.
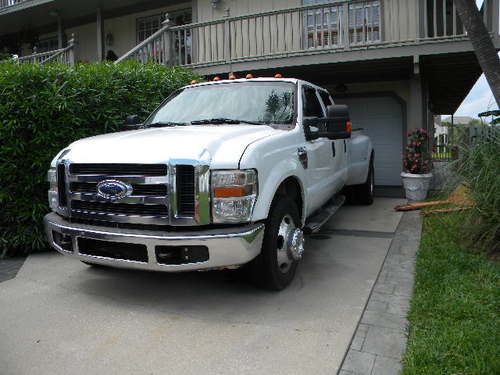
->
[60,163,200,225]
[57,164,67,207]
[65,163,170,225]
[69,163,168,176]
[71,201,168,217]
[176,165,195,216]
[70,182,168,196]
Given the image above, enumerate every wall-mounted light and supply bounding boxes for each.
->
[211,0,221,9]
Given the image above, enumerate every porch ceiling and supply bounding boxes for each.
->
[421,52,482,114]
[226,52,482,115]
[0,0,185,35]
[240,57,414,87]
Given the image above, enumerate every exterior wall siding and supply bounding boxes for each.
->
[382,0,418,42]
[196,0,301,22]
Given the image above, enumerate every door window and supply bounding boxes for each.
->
[319,91,333,109]
[303,87,324,117]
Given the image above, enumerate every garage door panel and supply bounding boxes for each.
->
[336,96,403,186]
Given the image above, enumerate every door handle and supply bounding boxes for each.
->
[297,147,308,169]
[343,140,347,153]
[331,142,336,157]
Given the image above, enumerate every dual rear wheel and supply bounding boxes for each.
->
[249,155,374,290]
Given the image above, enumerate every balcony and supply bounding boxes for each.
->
[0,0,27,9]
[117,0,499,74]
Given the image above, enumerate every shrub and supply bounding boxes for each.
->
[0,62,199,257]
[454,129,500,254]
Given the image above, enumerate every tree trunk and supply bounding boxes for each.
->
[454,0,500,107]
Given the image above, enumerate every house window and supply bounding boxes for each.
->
[136,9,192,43]
[303,0,380,48]
[349,1,380,44]
[136,14,163,43]
[37,36,59,53]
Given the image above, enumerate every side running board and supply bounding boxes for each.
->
[304,195,346,234]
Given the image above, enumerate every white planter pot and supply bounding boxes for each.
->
[401,172,433,202]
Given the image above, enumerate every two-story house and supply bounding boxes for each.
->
[1,0,499,187]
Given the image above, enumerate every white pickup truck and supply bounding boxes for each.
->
[44,77,374,290]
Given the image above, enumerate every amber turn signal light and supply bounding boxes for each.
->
[214,186,249,198]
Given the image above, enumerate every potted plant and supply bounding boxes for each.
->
[401,128,433,202]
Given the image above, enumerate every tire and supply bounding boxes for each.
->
[247,196,302,290]
[345,153,375,205]
[356,155,375,205]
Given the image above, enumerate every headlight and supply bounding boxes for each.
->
[47,167,58,211]
[211,169,258,223]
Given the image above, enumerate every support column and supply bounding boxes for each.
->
[408,55,424,132]
[57,16,63,49]
[96,8,104,61]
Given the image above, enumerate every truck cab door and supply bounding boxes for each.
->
[318,91,348,190]
[301,86,334,214]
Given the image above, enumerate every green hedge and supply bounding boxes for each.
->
[0,62,199,257]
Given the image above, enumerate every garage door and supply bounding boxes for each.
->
[335,96,403,186]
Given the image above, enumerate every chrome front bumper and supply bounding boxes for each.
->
[44,213,264,272]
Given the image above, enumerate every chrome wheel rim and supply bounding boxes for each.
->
[276,214,304,273]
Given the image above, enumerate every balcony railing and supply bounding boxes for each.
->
[13,35,75,65]
[0,0,29,10]
[116,0,498,68]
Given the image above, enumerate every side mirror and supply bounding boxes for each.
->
[124,114,142,129]
[326,104,352,139]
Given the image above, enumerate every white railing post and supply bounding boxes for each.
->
[162,13,173,65]
[67,33,76,66]
[224,18,231,63]
[342,2,350,49]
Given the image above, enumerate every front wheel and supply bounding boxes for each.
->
[247,197,304,290]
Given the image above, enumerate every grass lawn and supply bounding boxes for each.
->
[403,212,500,375]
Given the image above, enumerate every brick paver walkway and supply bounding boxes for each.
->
[339,211,421,375]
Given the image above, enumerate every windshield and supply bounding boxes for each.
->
[145,81,296,126]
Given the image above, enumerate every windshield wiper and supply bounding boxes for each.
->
[148,121,186,128]
[190,118,265,125]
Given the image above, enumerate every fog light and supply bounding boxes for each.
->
[52,231,73,252]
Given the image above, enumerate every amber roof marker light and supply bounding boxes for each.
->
[245,73,254,79]
[190,79,198,85]
[228,73,237,80]
[213,76,221,81]
[274,73,283,78]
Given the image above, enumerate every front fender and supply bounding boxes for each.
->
[252,162,307,226]
[238,130,308,225]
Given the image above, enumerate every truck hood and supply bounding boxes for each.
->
[61,125,281,168]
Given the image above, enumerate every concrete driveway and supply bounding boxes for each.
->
[0,198,403,375]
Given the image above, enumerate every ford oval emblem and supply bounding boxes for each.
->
[96,180,133,201]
